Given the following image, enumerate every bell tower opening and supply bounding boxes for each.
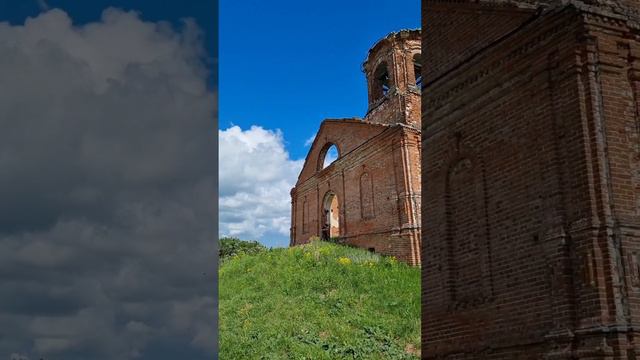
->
[362,29,421,127]
[373,62,390,100]
[413,53,422,89]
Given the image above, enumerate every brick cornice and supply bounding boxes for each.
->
[424,6,577,121]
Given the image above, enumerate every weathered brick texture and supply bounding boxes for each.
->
[291,30,422,265]
[422,0,640,358]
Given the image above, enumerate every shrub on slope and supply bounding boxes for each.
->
[219,236,267,261]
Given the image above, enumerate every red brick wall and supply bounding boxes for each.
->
[422,2,640,358]
[292,124,421,264]
[585,11,640,356]
[423,1,537,84]
[291,31,422,265]
[366,91,422,129]
[297,120,387,184]
[364,30,422,129]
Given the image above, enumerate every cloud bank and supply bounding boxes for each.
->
[0,8,216,360]
[219,126,303,247]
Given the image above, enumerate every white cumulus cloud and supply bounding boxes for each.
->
[219,126,303,246]
[304,133,316,147]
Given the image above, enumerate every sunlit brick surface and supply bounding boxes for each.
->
[291,30,422,265]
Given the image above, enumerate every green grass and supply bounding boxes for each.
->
[219,241,421,359]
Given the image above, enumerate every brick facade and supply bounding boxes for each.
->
[291,30,422,265]
[422,0,640,358]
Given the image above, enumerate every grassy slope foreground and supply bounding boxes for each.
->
[219,241,420,359]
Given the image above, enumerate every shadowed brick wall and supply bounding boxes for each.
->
[422,0,640,358]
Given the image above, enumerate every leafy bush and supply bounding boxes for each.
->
[219,237,267,261]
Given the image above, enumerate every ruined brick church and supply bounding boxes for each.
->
[290,30,422,265]
[422,0,640,358]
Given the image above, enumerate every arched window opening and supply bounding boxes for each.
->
[324,145,338,168]
[413,53,422,89]
[321,192,340,240]
[318,143,340,171]
[373,63,390,99]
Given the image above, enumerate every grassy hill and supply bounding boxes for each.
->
[219,240,420,359]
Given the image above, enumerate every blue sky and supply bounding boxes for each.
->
[220,0,420,159]
[218,0,420,248]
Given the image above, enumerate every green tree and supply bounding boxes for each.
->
[219,237,267,261]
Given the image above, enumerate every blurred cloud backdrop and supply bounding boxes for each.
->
[0,0,217,359]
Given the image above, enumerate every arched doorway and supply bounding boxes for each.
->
[321,192,340,240]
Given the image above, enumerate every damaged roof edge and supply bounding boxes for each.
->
[426,0,640,28]
[361,29,421,72]
[293,122,419,188]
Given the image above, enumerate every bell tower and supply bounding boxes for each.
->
[362,29,421,128]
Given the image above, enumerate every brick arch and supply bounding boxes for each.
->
[359,171,375,219]
[443,145,494,306]
[445,157,478,303]
[411,52,422,88]
[316,142,341,171]
[321,190,340,240]
[372,61,391,100]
